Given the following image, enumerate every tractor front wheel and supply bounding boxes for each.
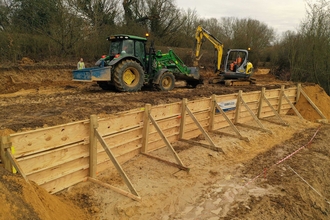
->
[155,72,175,91]
[113,60,144,92]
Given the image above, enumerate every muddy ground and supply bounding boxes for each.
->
[1,66,330,220]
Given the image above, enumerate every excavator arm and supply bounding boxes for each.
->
[194,25,224,72]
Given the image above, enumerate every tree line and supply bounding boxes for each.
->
[0,0,329,94]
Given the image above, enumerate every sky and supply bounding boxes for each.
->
[175,0,318,34]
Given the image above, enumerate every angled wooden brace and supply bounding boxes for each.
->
[179,98,225,154]
[257,87,288,126]
[6,149,29,183]
[278,85,303,120]
[88,115,140,201]
[141,104,189,172]
[299,86,327,120]
[236,90,272,134]
[93,128,141,201]
[210,95,249,141]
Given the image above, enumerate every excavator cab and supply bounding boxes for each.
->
[222,49,253,79]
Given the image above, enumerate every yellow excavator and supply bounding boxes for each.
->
[194,25,255,86]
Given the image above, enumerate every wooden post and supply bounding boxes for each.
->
[234,90,242,124]
[296,83,301,103]
[1,136,12,172]
[277,85,285,114]
[141,104,151,153]
[89,115,98,178]
[179,98,187,139]
[209,94,216,131]
[257,87,265,118]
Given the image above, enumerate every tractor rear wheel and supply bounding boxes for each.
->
[113,60,144,92]
[155,72,175,91]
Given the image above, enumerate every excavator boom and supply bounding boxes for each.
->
[194,25,224,72]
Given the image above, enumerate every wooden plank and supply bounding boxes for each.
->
[187,98,211,113]
[97,148,141,174]
[141,104,151,153]
[90,115,98,178]
[102,127,143,150]
[150,102,181,120]
[95,129,139,196]
[28,157,89,186]
[17,142,88,175]
[106,139,142,158]
[147,135,179,152]
[41,169,89,194]
[10,121,89,158]
[215,94,237,101]
[240,91,261,103]
[148,117,181,134]
[88,177,141,201]
[97,111,144,136]
[148,126,180,143]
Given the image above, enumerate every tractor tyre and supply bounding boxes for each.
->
[113,60,144,92]
[155,72,175,91]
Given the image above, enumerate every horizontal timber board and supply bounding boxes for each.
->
[10,121,89,157]
[97,112,144,136]
[150,102,181,120]
[97,148,140,174]
[28,157,89,185]
[40,168,89,194]
[187,98,211,112]
[17,142,88,175]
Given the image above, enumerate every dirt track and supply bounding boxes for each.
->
[1,67,330,220]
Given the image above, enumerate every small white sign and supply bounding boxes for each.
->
[217,99,237,112]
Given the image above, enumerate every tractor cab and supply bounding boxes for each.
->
[95,35,147,68]
[106,35,147,66]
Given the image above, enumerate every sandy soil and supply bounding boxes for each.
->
[0,66,330,220]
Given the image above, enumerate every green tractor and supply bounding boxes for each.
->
[73,34,200,92]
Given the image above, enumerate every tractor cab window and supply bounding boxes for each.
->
[109,41,121,56]
[135,41,145,59]
[121,40,134,55]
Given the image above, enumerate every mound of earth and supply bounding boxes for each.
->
[0,167,91,220]
[293,84,330,122]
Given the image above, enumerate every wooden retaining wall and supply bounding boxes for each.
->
[0,86,298,194]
